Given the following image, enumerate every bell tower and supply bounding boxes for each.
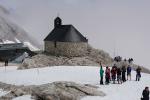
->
[54,17,62,28]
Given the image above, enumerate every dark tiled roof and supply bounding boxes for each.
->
[44,25,88,42]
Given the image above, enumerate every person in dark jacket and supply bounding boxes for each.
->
[127,65,132,81]
[112,64,117,70]
[5,60,8,66]
[136,66,142,81]
[105,66,111,84]
[99,62,104,85]
[117,67,122,84]
[121,66,126,82]
[111,66,117,84]
[142,87,149,100]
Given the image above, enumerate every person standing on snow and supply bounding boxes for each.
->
[136,66,142,81]
[127,65,132,80]
[111,64,117,80]
[121,65,126,82]
[111,66,117,84]
[5,59,8,66]
[99,62,104,85]
[141,87,149,100]
[117,67,122,84]
[105,66,111,84]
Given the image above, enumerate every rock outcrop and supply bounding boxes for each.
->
[112,61,150,74]
[0,81,105,100]
[31,81,105,100]
[18,45,150,74]
[19,45,113,69]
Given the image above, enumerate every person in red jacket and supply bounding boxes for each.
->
[111,66,117,84]
[105,66,111,84]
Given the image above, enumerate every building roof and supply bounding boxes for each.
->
[0,43,36,61]
[0,43,24,50]
[44,25,88,42]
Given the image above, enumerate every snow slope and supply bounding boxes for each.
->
[12,95,33,100]
[82,78,150,100]
[0,66,99,85]
[0,66,149,100]
[23,41,39,51]
[0,89,9,97]
[0,5,40,49]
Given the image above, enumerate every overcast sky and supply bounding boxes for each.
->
[0,0,150,68]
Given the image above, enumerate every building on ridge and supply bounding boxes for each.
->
[44,17,88,57]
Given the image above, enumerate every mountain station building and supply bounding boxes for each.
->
[44,17,88,57]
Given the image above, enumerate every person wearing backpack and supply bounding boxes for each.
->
[136,66,142,81]
[99,62,104,85]
[105,66,110,84]
[127,65,132,81]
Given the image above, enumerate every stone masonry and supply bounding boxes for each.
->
[45,41,88,57]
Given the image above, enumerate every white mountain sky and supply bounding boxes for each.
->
[0,0,150,69]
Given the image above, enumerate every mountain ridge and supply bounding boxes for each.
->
[0,5,40,49]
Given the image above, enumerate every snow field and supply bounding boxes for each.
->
[12,95,33,100]
[0,66,100,85]
[0,89,9,97]
[0,66,149,100]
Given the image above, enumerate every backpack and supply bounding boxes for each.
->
[127,66,131,72]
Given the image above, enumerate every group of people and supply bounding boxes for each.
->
[114,56,134,64]
[99,62,149,100]
[99,62,141,85]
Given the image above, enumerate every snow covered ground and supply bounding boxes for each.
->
[12,95,33,100]
[0,89,9,97]
[23,41,39,51]
[0,66,149,100]
[0,66,100,85]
